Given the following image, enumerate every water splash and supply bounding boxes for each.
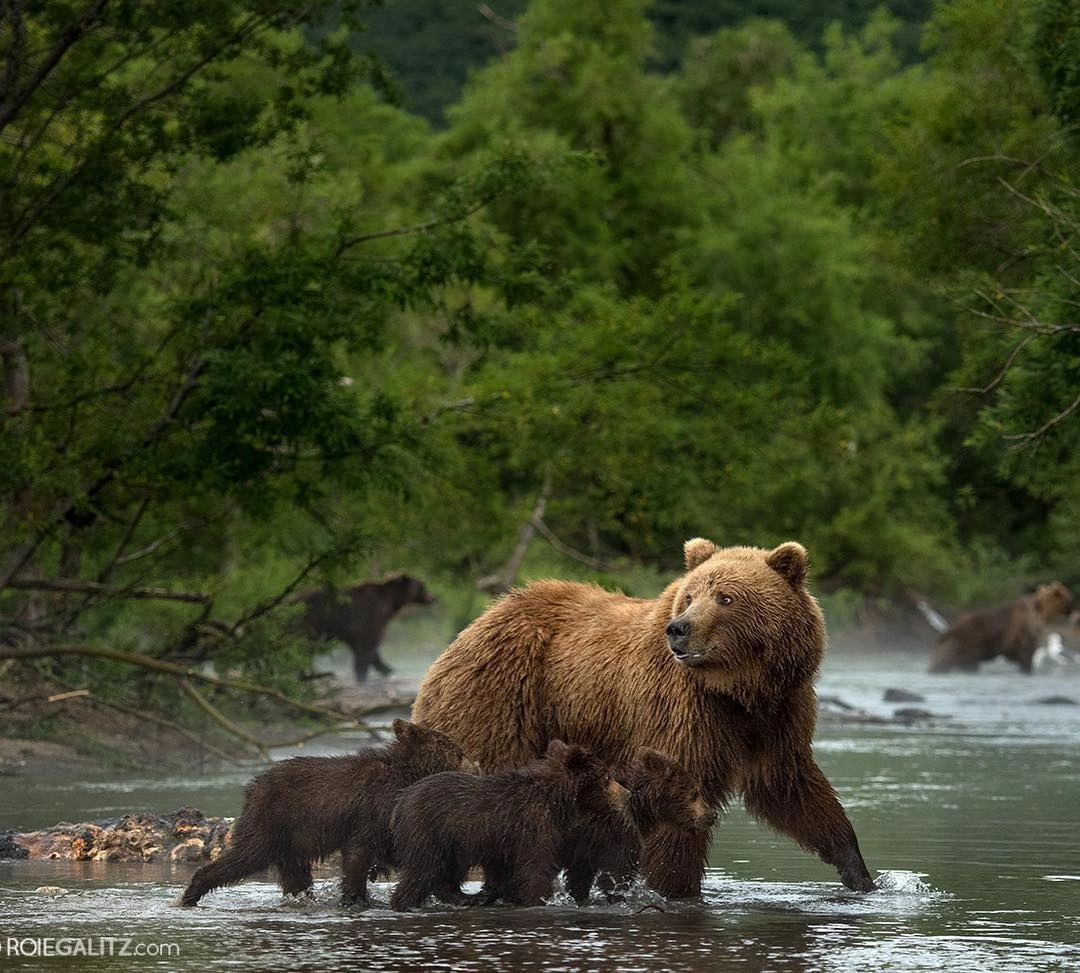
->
[873,870,939,895]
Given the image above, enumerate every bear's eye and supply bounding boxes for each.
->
[717,594,733,606]
[682,593,692,610]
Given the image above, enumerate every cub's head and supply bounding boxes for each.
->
[627,748,716,834]
[543,741,629,816]
[663,538,825,701]
[390,719,478,778]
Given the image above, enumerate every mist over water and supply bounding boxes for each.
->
[3,648,1079,972]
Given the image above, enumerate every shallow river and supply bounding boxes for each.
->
[2,650,1079,972]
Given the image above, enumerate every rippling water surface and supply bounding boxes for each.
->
[2,650,1079,972]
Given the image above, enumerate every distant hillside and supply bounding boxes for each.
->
[358,0,934,125]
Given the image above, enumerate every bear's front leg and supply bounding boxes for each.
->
[742,759,875,893]
[340,841,373,905]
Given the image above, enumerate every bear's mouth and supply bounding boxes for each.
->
[669,644,707,666]
[667,622,713,666]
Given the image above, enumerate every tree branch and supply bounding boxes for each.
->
[1004,388,1080,447]
[335,196,496,256]
[3,578,210,603]
[0,643,350,720]
[178,678,270,760]
[0,0,111,133]
[476,475,552,594]
[533,516,609,571]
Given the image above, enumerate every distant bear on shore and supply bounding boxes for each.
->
[928,581,1075,674]
[412,538,876,893]
[179,720,473,907]
[389,741,628,909]
[293,573,435,682]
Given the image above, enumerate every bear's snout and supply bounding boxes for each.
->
[666,618,691,657]
[692,798,718,830]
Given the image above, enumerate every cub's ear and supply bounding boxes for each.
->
[684,537,718,571]
[547,740,594,771]
[635,747,671,776]
[392,718,412,740]
[560,744,595,773]
[766,541,809,587]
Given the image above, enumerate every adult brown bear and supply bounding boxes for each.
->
[412,538,876,894]
[294,573,435,682]
[927,581,1075,674]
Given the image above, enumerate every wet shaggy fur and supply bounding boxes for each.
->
[413,538,875,893]
[179,720,474,907]
[294,573,435,681]
[389,741,628,910]
[928,581,1075,674]
[560,747,717,903]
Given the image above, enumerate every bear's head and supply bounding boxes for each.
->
[627,748,716,834]
[663,539,826,703]
[543,740,630,816]
[1033,581,1074,620]
[390,718,479,777]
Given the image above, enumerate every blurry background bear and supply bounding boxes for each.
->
[924,581,1076,674]
[293,573,435,682]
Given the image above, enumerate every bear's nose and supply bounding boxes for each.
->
[666,618,690,655]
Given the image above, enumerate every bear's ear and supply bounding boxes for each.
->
[635,747,670,776]
[684,537,718,570]
[548,740,593,771]
[561,744,594,773]
[392,718,413,740]
[545,739,569,760]
[766,542,809,587]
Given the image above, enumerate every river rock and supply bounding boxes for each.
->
[884,688,926,703]
[0,806,232,862]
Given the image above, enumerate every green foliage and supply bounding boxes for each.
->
[672,19,802,148]
[3,0,1079,723]
[1031,0,1080,130]
[442,0,697,296]
[360,0,935,125]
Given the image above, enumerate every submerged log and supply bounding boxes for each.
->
[0,806,232,862]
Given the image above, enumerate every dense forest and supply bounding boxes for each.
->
[359,0,937,123]
[1,0,1077,741]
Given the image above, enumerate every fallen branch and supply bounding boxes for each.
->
[83,693,239,764]
[0,688,90,710]
[179,678,270,760]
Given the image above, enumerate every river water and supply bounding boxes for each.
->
[1,649,1079,972]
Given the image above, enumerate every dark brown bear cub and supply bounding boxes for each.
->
[179,720,473,907]
[389,741,628,910]
[561,747,717,903]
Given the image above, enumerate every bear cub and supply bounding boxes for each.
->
[561,747,717,902]
[179,719,473,907]
[389,741,628,910]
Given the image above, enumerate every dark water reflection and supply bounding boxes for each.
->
[2,651,1080,971]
